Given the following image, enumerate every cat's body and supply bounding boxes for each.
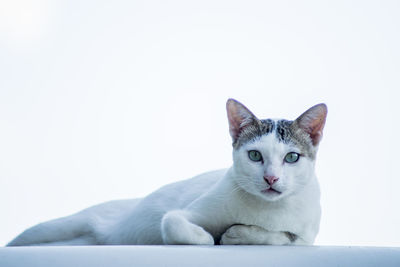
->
[7,99,327,246]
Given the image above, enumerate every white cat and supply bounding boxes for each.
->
[7,99,327,246]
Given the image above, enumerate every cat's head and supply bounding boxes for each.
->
[227,99,327,202]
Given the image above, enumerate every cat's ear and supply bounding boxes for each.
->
[226,99,258,142]
[294,103,327,146]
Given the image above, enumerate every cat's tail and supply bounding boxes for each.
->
[6,214,96,246]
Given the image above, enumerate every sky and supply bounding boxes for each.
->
[0,0,399,246]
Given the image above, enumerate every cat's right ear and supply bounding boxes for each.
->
[226,99,258,142]
[294,103,328,146]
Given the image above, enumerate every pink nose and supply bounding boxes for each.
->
[264,175,279,185]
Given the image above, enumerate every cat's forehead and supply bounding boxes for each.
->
[234,119,315,158]
[234,119,289,147]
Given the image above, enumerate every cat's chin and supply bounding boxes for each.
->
[261,188,281,195]
[258,188,285,201]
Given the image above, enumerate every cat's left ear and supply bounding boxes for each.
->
[226,99,258,142]
[294,103,327,146]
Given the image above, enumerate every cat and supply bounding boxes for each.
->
[7,99,327,246]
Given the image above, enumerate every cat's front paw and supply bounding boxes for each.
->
[161,211,214,245]
[220,224,292,245]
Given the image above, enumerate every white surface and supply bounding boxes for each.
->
[1,246,400,267]
[1,0,400,247]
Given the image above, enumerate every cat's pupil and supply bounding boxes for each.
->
[284,152,300,163]
[248,150,263,162]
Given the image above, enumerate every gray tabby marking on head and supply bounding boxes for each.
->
[276,119,316,159]
[233,119,274,149]
[233,118,316,159]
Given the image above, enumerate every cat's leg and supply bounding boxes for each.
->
[220,224,295,245]
[161,210,215,245]
[7,214,95,246]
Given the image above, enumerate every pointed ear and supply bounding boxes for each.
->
[226,99,258,142]
[294,103,327,146]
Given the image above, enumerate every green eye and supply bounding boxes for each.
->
[248,150,263,162]
[284,152,300,163]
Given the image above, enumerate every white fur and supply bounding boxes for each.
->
[8,132,321,246]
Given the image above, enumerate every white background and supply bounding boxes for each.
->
[1,0,399,246]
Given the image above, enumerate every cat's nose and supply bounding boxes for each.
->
[264,175,279,185]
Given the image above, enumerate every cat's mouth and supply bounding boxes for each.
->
[261,188,281,195]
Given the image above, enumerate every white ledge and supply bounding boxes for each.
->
[1,245,400,267]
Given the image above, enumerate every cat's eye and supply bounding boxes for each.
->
[284,152,300,163]
[248,150,263,162]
